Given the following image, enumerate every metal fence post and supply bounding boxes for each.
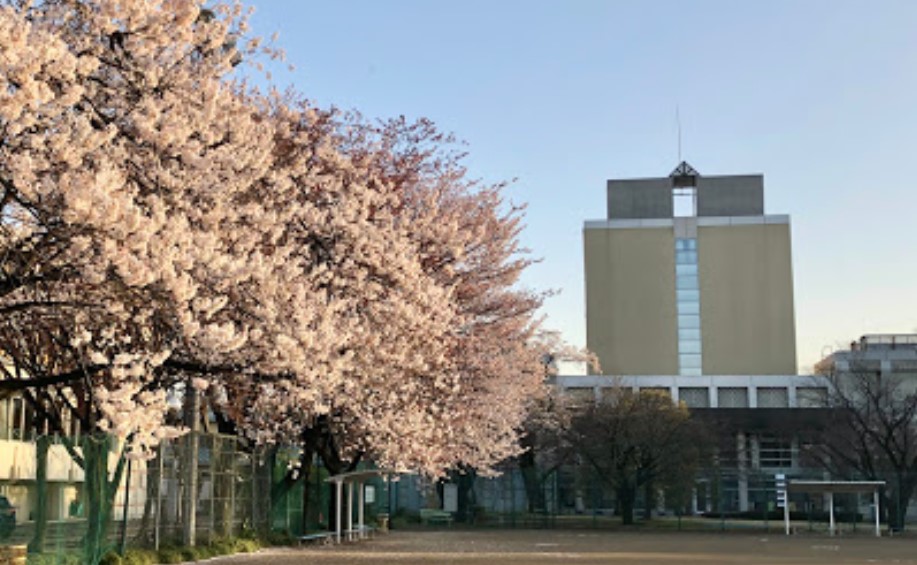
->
[155,442,163,550]
[229,438,236,537]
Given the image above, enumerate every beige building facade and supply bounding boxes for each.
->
[584,162,797,376]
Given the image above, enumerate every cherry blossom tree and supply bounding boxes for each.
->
[1,0,555,556]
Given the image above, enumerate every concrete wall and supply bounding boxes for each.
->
[608,174,765,220]
[584,225,678,375]
[698,221,797,375]
[696,175,764,217]
[606,178,673,219]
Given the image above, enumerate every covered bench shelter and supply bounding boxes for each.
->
[325,469,396,544]
[784,480,885,537]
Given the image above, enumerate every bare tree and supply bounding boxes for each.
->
[811,361,917,531]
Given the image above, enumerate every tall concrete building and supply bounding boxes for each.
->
[584,162,797,376]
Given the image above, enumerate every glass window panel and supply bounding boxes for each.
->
[686,239,697,250]
[680,340,701,354]
[717,387,748,408]
[676,263,698,276]
[679,353,701,368]
[678,328,701,341]
[678,315,700,329]
[796,387,828,408]
[681,367,702,377]
[676,251,698,264]
[676,276,698,290]
[675,239,689,251]
[757,387,788,408]
[677,289,700,302]
[677,301,699,315]
[679,387,709,407]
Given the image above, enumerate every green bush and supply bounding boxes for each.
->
[122,549,159,565]
[156,547,185,564]
[233,537,261,553]
[99,551,122,565]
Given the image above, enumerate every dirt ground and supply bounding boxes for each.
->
[210,529,917,565]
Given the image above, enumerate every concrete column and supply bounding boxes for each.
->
[874,489,881,537]
[828,492,835,536]
[358,482,365,539]
[335,480,343,543]
[347,482,354,541]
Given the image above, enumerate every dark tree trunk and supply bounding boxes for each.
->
[519,450,545,513]
[456,469,477,523]
[28,435,50,553]
[886,474,916,532]
[82,434,126,565]
[299,450,315,532]
[643,481,654,520]
[617,484,636,526]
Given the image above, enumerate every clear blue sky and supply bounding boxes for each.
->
[247,0,917,373]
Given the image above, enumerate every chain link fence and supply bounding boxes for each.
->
[2,434,916,563]
[0,433,280,563]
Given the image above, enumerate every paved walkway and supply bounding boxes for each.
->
[211,529,917,565]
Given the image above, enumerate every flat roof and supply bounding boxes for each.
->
[324,469,397,483]
[787,480,885,494]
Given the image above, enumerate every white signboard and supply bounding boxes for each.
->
[443,484,458,513]
[775,473,787,508]
[364,485,376,505]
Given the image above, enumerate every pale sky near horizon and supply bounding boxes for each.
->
[246,0,917,374]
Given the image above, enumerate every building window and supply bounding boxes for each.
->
[757,387,788,408]
[564,387,595,405]
[717,387,748,408]
[640,387,671,399]
[758,435,793,469]
[796,387,828,408]
[675,236,702,376]
[679,387,709,408]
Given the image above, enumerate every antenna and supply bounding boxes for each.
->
[676,105,682,162]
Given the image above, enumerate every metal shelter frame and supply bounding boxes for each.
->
[784,480,886,537]
[325,469,396,543]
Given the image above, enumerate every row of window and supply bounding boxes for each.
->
[563,386,829,409]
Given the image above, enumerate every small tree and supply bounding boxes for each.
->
[568,389,708,525]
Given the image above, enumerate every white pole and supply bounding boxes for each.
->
[784,491,790,535]
[828,492,835,536]
[874,489,881,537]
[347,482,354,541]
[335,480,343,544]
[358,481,365,539]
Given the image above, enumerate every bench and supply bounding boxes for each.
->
[298,532,335,545]
[419,508,454,526]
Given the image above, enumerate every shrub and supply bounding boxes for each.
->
[99,551,122,565]
[122,549,158,565]
[233,537,261,553]
[156,547,185,564]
